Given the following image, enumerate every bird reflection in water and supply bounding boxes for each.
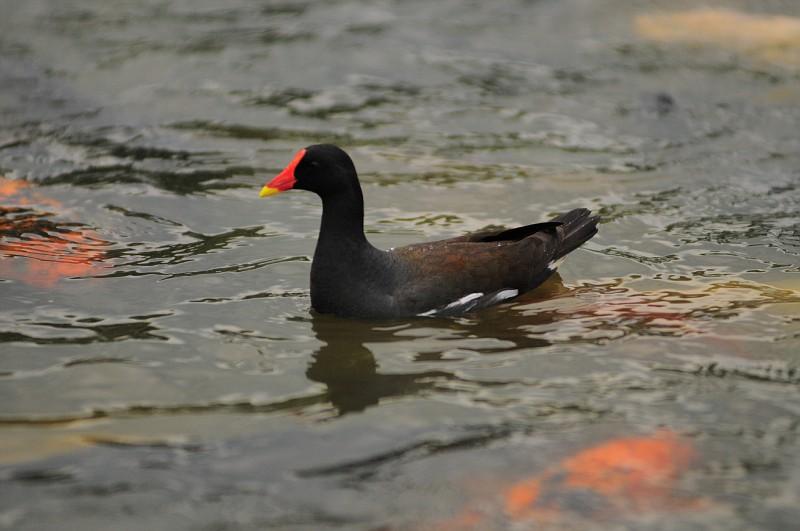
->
[307,314,455,415]
[0,177,109,287]
[306,275,571,416]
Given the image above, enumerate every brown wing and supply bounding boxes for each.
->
[389,228,560,315]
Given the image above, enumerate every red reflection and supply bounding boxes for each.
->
[0,177,109,287]
[430,430,707,530]
[564,279,773,357]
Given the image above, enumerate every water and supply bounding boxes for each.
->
[1,0,799,529]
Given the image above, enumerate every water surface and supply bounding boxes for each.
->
[1,1,799,529]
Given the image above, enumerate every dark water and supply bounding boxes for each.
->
[2,0,800,529]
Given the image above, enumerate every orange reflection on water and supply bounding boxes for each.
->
[0,178,28,198]
[636,9,800,69]
[431,431,706,530]
[0,177,109,287]
[509,431,699,520]
[555,277,800,346]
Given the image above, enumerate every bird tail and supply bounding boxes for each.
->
[552,208,599,259]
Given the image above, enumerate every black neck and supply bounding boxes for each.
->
[317,188,368,249]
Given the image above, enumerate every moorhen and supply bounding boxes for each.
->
[260,144,598,318]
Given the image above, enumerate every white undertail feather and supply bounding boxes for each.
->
[547,257,566,271]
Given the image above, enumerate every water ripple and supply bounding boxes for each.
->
[656,361,799,386]
[519,277,800,342]
[103,225,274,274]
[0,319,171,346]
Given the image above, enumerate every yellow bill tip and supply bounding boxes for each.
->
[259,185,280,198]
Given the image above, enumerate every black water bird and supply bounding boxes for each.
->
[260,144,598,318]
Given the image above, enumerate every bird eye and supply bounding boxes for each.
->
[310,161,320,168]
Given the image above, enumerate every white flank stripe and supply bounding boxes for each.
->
[444,292,483,310]
[417,289,520,317]
[418,292,484,317]
[491,288,519,303]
